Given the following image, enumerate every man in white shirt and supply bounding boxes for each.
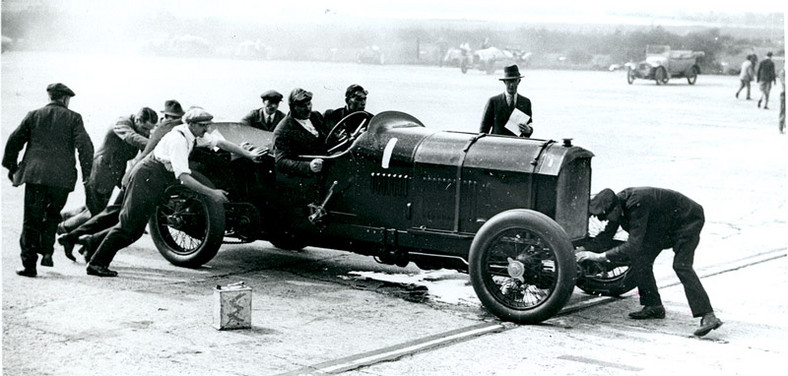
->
[85,108,264,277]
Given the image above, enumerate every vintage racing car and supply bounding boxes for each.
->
[149,111,635,324]
[626,45,705,85]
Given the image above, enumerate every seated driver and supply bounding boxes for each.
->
[323,84,372,143]
[273,88,328,176]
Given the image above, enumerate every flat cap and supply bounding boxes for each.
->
[46,83,75,97]
[345,84,368,98]
[588,188,617,216]
[288,88,313,104]
[260,90,283,102]
[183,107,214,124]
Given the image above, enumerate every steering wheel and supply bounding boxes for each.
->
[325,111,373,155]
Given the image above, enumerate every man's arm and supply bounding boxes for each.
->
[114,118,148,150]
[178,172,229,204]
[2,113,32,173]
[215,139,265,160]
[479,98,494,134]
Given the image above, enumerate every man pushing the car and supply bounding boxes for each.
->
[85,107,265,277]
[576,187,723,337]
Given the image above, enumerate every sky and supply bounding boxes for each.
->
[24,0,788,25]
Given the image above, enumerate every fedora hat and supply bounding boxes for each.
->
[499,65,523,81]
[162,100,185,117]
[589,188,617,217]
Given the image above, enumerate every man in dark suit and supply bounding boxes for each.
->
[576,187,723,337]
[3,83,94,276]
[756,51,777,110]
[323,84,371,144]
[273,88,329,177]
[241,90,285,131]
[84,107,157,215]
[480,64,533,137]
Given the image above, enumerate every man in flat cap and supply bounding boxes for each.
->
[3,83,94,276]
[242,90,285,131]
[323,84,372,144]
[576,187,723,337]
[480,64,534,137]
[273,88,329,177]
[58,100,188,262]
[85,108,265,277]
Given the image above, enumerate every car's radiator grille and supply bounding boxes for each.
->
[370,172,410,197]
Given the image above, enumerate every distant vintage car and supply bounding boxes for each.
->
[150,111,634,324]
[459,44,531,75]
[626,45,704,85]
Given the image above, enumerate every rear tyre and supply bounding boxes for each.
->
[469,209,576,324]
[627,68,635,84]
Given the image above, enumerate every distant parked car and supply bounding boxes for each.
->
[626,45,704,85]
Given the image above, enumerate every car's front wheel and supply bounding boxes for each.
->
[150,184,225,267]
[655,67,668,85]
[687,66,699,85]
[469,209,576,324]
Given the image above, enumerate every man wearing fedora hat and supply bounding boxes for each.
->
[242,90,285,131]
[58,100,187,262]
[576,187,723,337]
[85,107,265,277]
[480,64,533,137]
[3,83,94,276]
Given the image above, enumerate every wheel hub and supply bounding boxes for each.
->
[506,257,525,283]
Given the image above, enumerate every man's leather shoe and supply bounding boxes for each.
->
[40,253,54,267]
[694,313,723,336]
[628,305,666,320]
[86,264,118,277]
[15,268,37,277]
[57,234,76,262]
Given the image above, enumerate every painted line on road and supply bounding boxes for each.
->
[275,322,505,376]
[277,249,786,375]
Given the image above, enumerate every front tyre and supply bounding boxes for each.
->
[469,209,576,324]
[150,185,225,267]
[655,67,668,85]
[626,68,635,84]
[687,66,698,85]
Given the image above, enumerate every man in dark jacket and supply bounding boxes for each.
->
[2,83,94,276]
[756,51,777,110]
[84,107,157,215]
[480,64,533,137]
[273,88,329,177]
[576,187,723,337]
[241,90,285,131]
[323,84,371,144]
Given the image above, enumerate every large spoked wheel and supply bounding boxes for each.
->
[687,66,698,85]
[626,68,635,84]
[655,67,668,85]
[150,184,225,267]
[325,111,374,155]
[469,209,577,324]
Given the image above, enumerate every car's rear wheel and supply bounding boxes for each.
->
[627,68,635,84]
[687,66,698,85]
[460,60,468,74]
[469,209,576,324]
[150,183,225,267]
